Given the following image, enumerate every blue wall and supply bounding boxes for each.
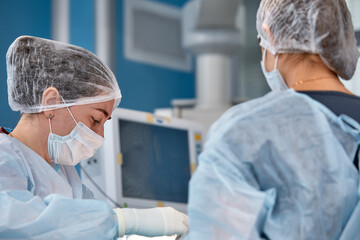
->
[113,0,195,112]
[70,0,95,52]
[0,0,51,129]
[0,0,194,129]
[70,0,195,112]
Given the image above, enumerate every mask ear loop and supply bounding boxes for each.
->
[262,48,267,62]
[48,115,53,133]
[60,96,78,124]
[263,47,279,72]
[66,107,78,124]
[262,48,269,73]
[47,114,58,170]
[274,54,279,71]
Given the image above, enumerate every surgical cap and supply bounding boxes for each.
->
[256,0,360,80]
[6,36,122,113]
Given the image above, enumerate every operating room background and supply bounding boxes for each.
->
[1,0,359,129]
[0,0,269,129]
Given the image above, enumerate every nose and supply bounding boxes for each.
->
[97,125,105,138]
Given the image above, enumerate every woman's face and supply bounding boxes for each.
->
[50,99,115,138]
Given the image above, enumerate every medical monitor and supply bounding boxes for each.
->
[102,108,204,212]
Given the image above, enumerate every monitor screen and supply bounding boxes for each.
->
[119,119,191,203]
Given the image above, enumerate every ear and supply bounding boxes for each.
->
[262,23,279,57]
[42,87,61,119]
[262,23,274,45]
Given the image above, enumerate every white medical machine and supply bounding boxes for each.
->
[82,108,204,213]
[124,0,246,132]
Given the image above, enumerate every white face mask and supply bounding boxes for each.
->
[260,49,288,92]
[48,107,104,166]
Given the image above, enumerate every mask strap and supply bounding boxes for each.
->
[60,96,78,124]
[48,118,53,133]
[274,54,279,70]
[66,107,78,124]
[262,48,267,62]
[263,48,279,71]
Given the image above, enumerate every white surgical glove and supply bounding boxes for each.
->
[113,207,188,237]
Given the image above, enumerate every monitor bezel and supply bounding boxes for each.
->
[102,108,204,212]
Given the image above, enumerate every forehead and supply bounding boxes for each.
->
[74,99,115,115]
[91,100,114,109]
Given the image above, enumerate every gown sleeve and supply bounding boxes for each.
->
[0,148,118,240]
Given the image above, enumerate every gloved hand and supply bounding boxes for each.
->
[113,207,188,237]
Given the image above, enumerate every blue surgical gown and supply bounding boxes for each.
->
[0,134,118,239]
[186,90,360,240]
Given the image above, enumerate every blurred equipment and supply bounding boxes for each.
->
[52,0,69,43]
[123,0,246,131]
[124,0,191,72]
[157,0,245,131]
[82,108,204,212]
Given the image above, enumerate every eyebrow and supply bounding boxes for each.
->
[95,108,112,120]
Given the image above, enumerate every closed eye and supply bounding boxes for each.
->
[92,117,101,124]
